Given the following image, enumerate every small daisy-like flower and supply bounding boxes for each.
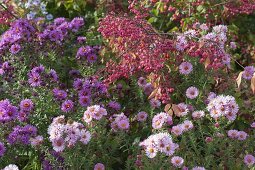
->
[150,98,161,108]
[186,86,199,99]
[137,111,148,122]
[52,137,65,152]
[171,156,184,167]
[171,125,183,136]
[244,154,255,166]
[237,131,248,141]
[251,122,255,128]
[79,96,91,107]
[3,164,19,170]
[94,163,105,170]
[182,120,194,132]
[176,103,189,117]
[192,110,205,119]
[179,62,193,75]
[80,130,91,144]
[137,77,147,87]
[20,99,34,112]
[10,44,21,54]
[145,146,158,158]
[61,100,74,113]
[227,129,239,139]
[83,111,93,123]
[117,119,130,130]
[87,54,97,63]
[242,66,255,80]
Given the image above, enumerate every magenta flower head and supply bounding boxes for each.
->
[79,96,91,107]
[171,156,184,168]
[52,88,67,100]
[137,111,148,122]
[94,163,105,170]
[61,100,74,113]
[10,44,21,54]
[186,86,199,99]
[20,99,34,112]
[179,62,193,75]
[244,154,255,167]
[242,66,255,80]
[69,17,84,32]
[0,142,6,157]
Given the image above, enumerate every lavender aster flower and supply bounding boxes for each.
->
[244,154,255,166]
[10,44,21,54]
[179,62,193,75]
[94,163,105,170]
[0,142,6,157]
[186,86,199,99]
[79,96,91,107]
[61,100,74,113]
[242,66,255,80]
[20,99,34,112]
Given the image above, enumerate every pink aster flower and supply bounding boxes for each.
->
[244,154,255,166]
[237,131,248,141]
[182,120,194,132]
[94,163,105,170]
[227,130,239,139]
[137,77,147,87]
[192,110,205,119]
[150,98,161,108]
[171,156,184,167]
[179,62,193,75]
[52,137,65,152]
[171,125,183,136]
[251,122,255,128]
[137,111,148,122]
[186,86,199,99]
[117,119,130,130]
[30,135,43,146]
[152,112,168,129]
[145,145,158,158]
[242,66,255,80]
[83,111,93,123]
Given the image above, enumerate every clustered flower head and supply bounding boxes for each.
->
[152,112,172,129]
[227,130,248,141]
[83,105,107,123]
[48,115,91,152]
[0,99,18,123]
[7,124,37,145]
[206,94,239,121]
[110,113,130,131]
[139,132,179,158]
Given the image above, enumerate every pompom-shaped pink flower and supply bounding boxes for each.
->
[227,130,239,139]
[192,111,205,119]
[117,119,130,130]
[186,86,199,99]
[237,131,248,141]
[179,62,193,75]
[171,156,184,167]
[171,125,183,136]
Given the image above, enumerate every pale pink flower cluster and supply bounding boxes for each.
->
[139,132,179,158]
[83,105,107,123]
[206,95,239,121]
[48,115,91,152]
[152,112,172,129]
[110,113,130,131]
[171,120,194,136]
[227,130,248,141]
[192,110,205,119]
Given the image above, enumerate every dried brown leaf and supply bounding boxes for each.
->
[236,71,244,89]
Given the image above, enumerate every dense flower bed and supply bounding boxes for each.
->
[0,0,254,169]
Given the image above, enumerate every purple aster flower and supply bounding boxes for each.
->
[49,69,58,82]
[137,111,148,122]
[108,101,121,111]
[78,88,91,98]
[10,44,21,54]
[69,70,81,77]
[69,17,84,32]
[186,86,199,99]
[73,78,84,90]
[242,66,255,80]
[20,99,34,112]
[31,65,45,74]
[0,142,6,157]
[61,100,74,112]
[77,36,86,43]
[244,154,255,166]
[54,17,66,26]
[76,46,93,59]
[28,72,42,87]
[79,96,91,107]
[149,98,161,108]
[171,156,184,168]
[143,83,154,96]
[52,88,67,100]
[230,42,237,49]
[94,163,105,170]
[17,111,29,122]
[179,61,193,75]
[117,119,130,130]
[49,30,63,42]
[137,77,147,87]
[87,53,97,63]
